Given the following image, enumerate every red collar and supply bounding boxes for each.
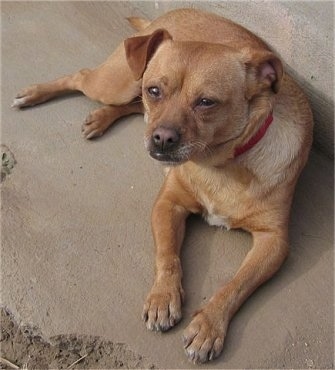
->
[234,112,274,157]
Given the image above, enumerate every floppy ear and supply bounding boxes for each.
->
[242,48,283,99]
[124,29,172,80]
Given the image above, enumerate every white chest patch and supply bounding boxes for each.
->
[205,213,231,229]
[200,196,231,229]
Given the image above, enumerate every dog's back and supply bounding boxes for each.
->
[129,8,269,50]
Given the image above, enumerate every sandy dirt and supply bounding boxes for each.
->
[0,307,155,369]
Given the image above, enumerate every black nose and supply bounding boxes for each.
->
[152,127,180,151]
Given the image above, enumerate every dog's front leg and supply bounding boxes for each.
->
[183,229,288,363]
[143,196,188,332]
[143,177,198,332]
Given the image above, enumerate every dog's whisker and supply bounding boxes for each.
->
[131,96,143,104]
[190,140,213,158]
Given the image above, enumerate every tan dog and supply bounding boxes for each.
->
[12,8,313,363]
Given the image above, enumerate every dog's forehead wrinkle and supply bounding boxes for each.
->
[148,46,245,103]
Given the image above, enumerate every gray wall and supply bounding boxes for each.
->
[125,1,334,158]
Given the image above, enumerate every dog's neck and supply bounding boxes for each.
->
[234,112,273,158]
[187,110,274,168]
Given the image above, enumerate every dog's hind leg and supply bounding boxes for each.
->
[12,42,141,108]
[12,69,93,108]
[12,44,143,137]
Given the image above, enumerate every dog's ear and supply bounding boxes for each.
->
[242,48,283,99]
[124,29,172,80]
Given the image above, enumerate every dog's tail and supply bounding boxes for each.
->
[126,16,151,31]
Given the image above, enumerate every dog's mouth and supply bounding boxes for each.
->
[145,130,209,165]
[147,142,195,165]
[149,152,184,165]
[143,130,187,164]
[149,149,188,165]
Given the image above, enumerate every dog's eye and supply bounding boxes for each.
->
[197,98,216,107]
[147,86,161,98]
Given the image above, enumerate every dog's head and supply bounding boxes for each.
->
[125,29,283,165]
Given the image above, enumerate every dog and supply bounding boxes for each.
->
[12,8,313,363]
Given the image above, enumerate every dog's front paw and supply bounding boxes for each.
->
[82,107,114,139]
[183,307,228,363]
[142,282,184,332]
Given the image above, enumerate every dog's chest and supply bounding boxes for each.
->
[205,213,231,229]
[201,198,231,230]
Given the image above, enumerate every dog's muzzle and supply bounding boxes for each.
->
[149,126,182,163]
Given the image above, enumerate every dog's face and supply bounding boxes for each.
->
[125,29,282,164]
[142,42,250,164]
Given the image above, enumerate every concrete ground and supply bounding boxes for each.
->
[1,2,334,369]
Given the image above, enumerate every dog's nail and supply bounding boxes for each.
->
[11,97,27,108]
[85,130,99,139]
[208,349,216,361]
[160,322,171,332]
[186,348,196,362]
[146,321,154,331]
